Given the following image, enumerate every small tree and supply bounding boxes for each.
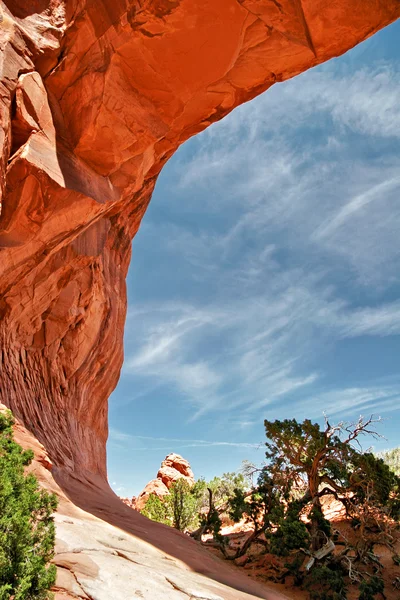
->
[210,415,399,600]
[228,470,293,558]
[141,494,169,525]
[0,410,58,600]
[263,416,399,552]
[142,478,200,532]
[208,472,247,506]
[190,472,248,542]
[166,479,198,531]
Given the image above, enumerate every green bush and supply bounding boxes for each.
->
[376,447,400,476]
[141,494,169,525]
[305,565,347,600]
[358,576,384,600]
[193,472,247,514]
[269,516,310,556]
[165,478,199,531]
[0,410,58,600]
[142,478,199,531]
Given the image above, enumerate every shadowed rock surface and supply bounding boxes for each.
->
[4,404,292,600]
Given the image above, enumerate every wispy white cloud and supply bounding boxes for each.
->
[124,306,225,408]
[109,429,262,450]
[338,302,400,337]
[123,289,400,420]
[313,177,400,241]
[172,64,400,288]
[119,60,400,426]
[126,312,214,369]
[279,386,400,421]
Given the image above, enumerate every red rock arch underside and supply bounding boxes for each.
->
[0,0,399,487]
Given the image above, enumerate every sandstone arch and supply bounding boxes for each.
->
[0,0,399,488]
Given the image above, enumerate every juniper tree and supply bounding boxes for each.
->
[263,416,399,552]
[142,478,200,531]
[0,410,58,600]
[166,478,199,531]
[221,415,399,599]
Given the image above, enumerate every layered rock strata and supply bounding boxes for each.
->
[133,452,195,510]
[0,0,399,486]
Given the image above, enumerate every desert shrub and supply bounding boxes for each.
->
[142,478,200,531]
[193,472,247,515]
[269,516,310,556]
[166,478,199,531]
[358,575,384,600]
[376,447,400,476]
[305,565,347,600]
[208,472,247,505]
[351,452,398,506]
[141,494,169,525]
[0,410,58,600]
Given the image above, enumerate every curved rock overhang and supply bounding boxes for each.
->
[0,0,399,485]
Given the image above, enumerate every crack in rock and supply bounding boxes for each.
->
[165,577,223,600]
[53,565,91,600]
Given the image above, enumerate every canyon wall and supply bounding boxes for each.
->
[0,0,399,484]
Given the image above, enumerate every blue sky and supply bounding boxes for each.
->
[108,20,400,498]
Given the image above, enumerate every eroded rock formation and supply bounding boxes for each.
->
[158,453,195,487]
[0,0,399,487]
[131,452,195,510]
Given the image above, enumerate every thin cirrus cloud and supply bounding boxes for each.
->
[282,387,400,421]
[120,58,400,428]
[123,294,400,419]
[173,65,400,288]
[109,429,262,450]
[313,176,400,241]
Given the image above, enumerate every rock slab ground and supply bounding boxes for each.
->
[2,405,290,600]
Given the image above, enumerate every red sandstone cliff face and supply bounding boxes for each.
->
[0,0,399,485]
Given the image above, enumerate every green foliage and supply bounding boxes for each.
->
[194,472,247,514]
[141,469,248,536]
[351,452,398,506]
[0,410,58,600]
[209,472,247,504]
[305,565,347,600]
[263,417,400,548]
[377,447,400,476]
[373,449,400,519]
[143,416,399,598]
[228,487,248,523]
[269,515,310,556]
[282,554,304,586]
[199,504,224,543]
[309,507,331,539]
[166,478,199,531]
[358,576,384,600]
[217,414,399,597]
[141,494,169,525]
[142,478,200,531]
[264,418,353,497]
